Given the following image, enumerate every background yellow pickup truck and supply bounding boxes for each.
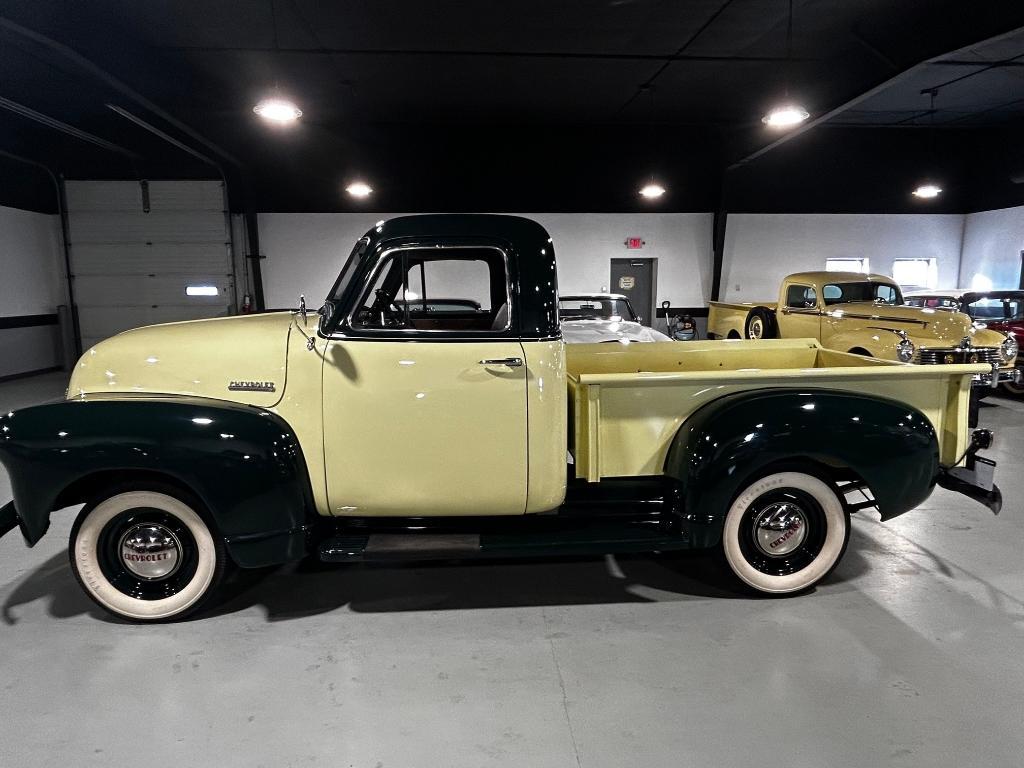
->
[707,271,1019,389]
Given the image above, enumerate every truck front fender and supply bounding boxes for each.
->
[824,329,900,358]
[0,397,314,567]
[665,389,939,539]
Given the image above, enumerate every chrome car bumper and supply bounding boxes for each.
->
[975,364,1021,389]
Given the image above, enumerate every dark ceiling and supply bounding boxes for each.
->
[1,0,1023,214]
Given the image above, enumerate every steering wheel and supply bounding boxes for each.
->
[370,288,404,327]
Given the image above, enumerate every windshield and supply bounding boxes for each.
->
[964,295,1024,322]
[822,281,902,306]
[328,237,370,303]
[559,297,636,321]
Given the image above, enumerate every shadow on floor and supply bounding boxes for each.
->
[2,527,874,625]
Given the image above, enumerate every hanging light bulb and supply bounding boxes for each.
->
[762,0,808,130]
[253,97,302,123]
[639,183,666,199]
[912,184,942,199]
[345,181,373,198]
[762,104,810,128]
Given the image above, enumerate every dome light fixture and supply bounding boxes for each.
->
[762,104,810,128]
[346,181,373,198]
[639,183,666,199]
[253,97,303,124]
[912,183,942,199]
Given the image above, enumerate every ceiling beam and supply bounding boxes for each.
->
[0,95,137,157]
[155,44,815,65]
[0,15,243,168]
[727,25,1024,171]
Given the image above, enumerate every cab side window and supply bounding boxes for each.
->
[874,284,899,305]
[351,246,510,333]
[786,284,817,309]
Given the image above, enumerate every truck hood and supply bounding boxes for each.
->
[829,302,1000,344]
[67,312,296,407]
[561,319,671,344]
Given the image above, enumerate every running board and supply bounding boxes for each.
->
[318,524,695,563]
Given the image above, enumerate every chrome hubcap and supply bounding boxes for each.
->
[749,319,762,339]
[752,502,808,557]
[119,523,182,580]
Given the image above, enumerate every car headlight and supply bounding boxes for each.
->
[896,338,915,362]
[1000,334,1018,363]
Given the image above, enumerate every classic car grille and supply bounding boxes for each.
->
[915,347,1001,365]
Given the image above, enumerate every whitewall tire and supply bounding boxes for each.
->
[69,488,225,622]
[722,471,850,594]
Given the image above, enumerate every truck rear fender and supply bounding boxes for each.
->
[664,389,940,541]
[0,398,314,567]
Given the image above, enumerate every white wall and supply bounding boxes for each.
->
[960,205,1024,290]
[0,205,64,317]
[721,213,965,302]
[259,212,713,310]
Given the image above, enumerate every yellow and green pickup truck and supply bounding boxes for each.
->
[707,271,1019,389]
[0,216,1003,621]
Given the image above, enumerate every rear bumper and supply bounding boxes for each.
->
[937,429,1002,514]
[0,501,19,539]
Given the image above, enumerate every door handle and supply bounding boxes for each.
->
[479,357,523,367]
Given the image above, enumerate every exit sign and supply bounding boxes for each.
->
[624,237,645,249]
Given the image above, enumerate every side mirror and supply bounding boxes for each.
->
[318,300,336,332]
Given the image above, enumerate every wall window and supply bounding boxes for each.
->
[826,258,869,273]
[892,258,937,290]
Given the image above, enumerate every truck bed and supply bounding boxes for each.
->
[566,338,985,481]
[706,300,777,339]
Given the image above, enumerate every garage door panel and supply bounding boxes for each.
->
[72,243,231,275]
[75,275,232,306]
[66,180,234,347]
[69,210,228,244]
[66,180,225,212]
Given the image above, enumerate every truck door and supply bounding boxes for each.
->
[779,283,821,340]
[321,244,528,516]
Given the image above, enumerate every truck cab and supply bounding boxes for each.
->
[312,215,567,517]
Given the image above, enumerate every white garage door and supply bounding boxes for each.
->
[65,180,234,350]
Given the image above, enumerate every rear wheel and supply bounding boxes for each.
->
[722,471,850,594]
[69,486,226,622]
[744,308,777,340]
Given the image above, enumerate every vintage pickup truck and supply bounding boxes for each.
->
[0,216,1003,621]
[707,271,1019,388]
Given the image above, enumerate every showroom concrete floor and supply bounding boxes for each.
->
[1,372,1023,767]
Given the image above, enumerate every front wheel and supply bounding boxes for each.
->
[1001,376,1024,397]
[722,471,850,594]
[69,487,226,622]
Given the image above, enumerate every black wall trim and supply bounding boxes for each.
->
[0,313,58,330]
[656,306,709,318]
[0,365,61,384]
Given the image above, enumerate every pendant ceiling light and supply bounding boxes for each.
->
[639,183,666,199]
[253,98,302,123]
[763,0,809,129]
[912,184,942,199]
[912,89,943,201]
[346,181,373,198]
[637,86,667,201]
